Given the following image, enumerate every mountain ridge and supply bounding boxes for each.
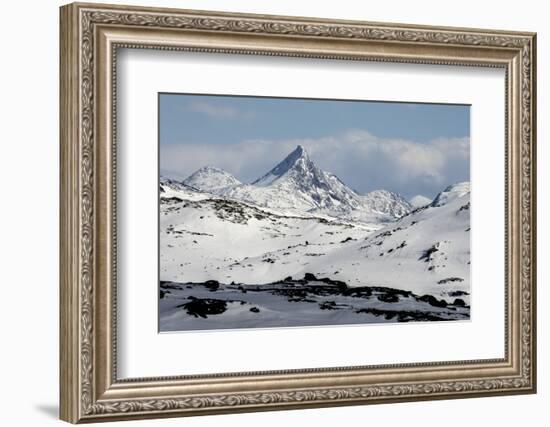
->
[173,145,412,224]
[183,165,242,192]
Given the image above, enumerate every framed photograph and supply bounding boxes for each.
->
[60,2,537,423]
[158,94,473,331]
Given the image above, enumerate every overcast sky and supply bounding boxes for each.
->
[159,93,470,200]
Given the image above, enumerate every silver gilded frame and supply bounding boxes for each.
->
[60,2,536,423]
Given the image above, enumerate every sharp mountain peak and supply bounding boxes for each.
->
[252,145,314,187]
[177,145,418,222]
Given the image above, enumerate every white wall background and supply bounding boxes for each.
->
[0,0,545,425]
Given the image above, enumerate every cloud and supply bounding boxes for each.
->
[160,130,469,199]
[186,101,255,119]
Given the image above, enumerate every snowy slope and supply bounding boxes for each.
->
[183,166,241,192]
[160,181,470,304]
[160,177,209,201]
[410,194,432,208]
[301,182,471,302]
[431,182,470,207]
[160,186,380,285]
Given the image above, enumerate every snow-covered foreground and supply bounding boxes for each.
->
[159,145,471,331]
[160,277,469,332]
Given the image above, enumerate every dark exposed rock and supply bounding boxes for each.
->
[448,290,469,297]
[178,297,227,318]
[344,287,372,298]
[458,202,470,213]
[437,277,464,284]
[165,277,470,326]
[419,244,440,262]
[355,307,448,322]
[161,196,184,204]
[303,273,317,281]
[416,294,448,308]
[452,298,466,307]
[204,280,220,291]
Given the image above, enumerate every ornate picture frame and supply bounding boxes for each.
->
[60,2,536,423]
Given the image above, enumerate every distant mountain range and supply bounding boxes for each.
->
[172,145,413,224]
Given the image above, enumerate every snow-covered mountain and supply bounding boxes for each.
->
[224,145,378,219]
[179,145,412,223]
[410,194,432,208]
[251,144,311,186]
[430,182,470,207]
[183,166,241,192]
[362,190,413,219]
